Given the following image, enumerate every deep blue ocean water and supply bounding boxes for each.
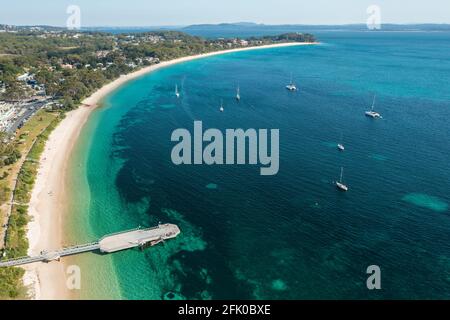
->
[71,31,450,299]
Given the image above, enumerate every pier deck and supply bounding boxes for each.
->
[0,224,180,268]
[99,224,180,253]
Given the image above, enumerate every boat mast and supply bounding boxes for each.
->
[371,95,376,111]
[340,167,344,183]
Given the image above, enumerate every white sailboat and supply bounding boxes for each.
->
[286,73,297,91]
[336,167,348,191]
[337,133,345,151]
[175,85,180,98]
[219,100,224,112]
[236,85,241,101]
[365,95,381,118]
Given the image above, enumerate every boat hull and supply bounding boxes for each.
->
[286,85,297,91]
[365,111,381,118]
[336,182,348,191]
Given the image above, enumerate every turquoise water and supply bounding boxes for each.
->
[71,32,450,299]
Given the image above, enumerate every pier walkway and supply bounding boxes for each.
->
[0,224,180,268]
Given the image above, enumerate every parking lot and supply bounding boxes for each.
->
[0,99,50,134]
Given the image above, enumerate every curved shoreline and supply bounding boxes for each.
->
[23,41,317,300]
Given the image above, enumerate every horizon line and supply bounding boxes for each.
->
[3,22,450,28]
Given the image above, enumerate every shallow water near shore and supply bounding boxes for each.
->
[67,32,450,299]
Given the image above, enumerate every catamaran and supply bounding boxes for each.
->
[286,74,297,91]
[336,167,348,191]
[219,100,224,112]
[175,85,180,98]
[236,85,241,101]
[365,95,381,118]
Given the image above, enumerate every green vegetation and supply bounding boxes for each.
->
[0,186,10,203]
[257,32,316,43]
[0,112,61,299]
[0,133,21,167]
[0,267,25,299]
[1,29,315,106]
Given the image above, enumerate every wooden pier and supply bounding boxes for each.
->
[0,224,180,268]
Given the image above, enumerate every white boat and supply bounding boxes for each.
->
[286,84,297,91]
[219,100,224,112]
[365,95,381,118]
[175,85,180,98]
[336,167,348,191]
[236,86,241,101]
[286,74,297,91]
[337,133,345,151]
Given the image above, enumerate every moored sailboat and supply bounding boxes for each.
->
[337,133,345,151]
[365,95,381,118]
[286,73,297,91]
[336,167,348,191]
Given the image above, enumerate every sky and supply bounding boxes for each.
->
[0,0,449,27]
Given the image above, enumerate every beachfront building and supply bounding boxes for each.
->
[60,63,74,69]
[17,72,34,82]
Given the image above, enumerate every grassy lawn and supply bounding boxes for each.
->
[0,109,58,222]
[0,109,61,299]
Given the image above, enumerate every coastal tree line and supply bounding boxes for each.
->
[1,30,315,108]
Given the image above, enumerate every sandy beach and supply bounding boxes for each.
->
[22,42,317,300]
